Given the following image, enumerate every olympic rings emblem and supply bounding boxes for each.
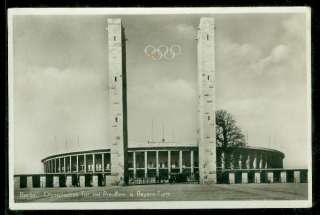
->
[144,44,182,60]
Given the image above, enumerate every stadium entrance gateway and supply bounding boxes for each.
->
[107,17,217,185]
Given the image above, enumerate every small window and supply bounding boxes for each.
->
[208,116,210,120]
[115,117,118,122]
[114,76,117,82]
[114,36,116,41]
[207,75,210,80]
[207,34,209,40]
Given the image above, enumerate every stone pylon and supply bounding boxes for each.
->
[197,17,217,184]
[107,18,128,185]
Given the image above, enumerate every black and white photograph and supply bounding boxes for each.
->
[8,7,312,209]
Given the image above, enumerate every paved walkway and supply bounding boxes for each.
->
[15,183,308,202]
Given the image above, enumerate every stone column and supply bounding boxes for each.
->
[267,172,274,183]
[84,154,87,173]
[14,176,20,189]
[93,154,95,173]
[191,150,194,174]
[64,157,66,173]
[53,176,59,187]
[144,151,148,178]
[241,172,248,184]
[259,154,263,169]
[156,151,159,177]
[76,155,79,172]
[133,151,136,178]
[79,175,85,187]
[229,172,235,184]
[40,176,46,188]
[294,171,301,183]
[179,150,183,173]
[168,151,171,176]
[254,172,261,183]
[246,154,250,169]
[27,176,33,188]
[66,175,72,187]
[280,171,287,183]
[92,175,99,187]
[69,156,72,172]
[58,158,60,172]
[102,153,105,172]
[253,154,257,169]
[238,154,242,169]
[221,152,225,169]
[197,17,217,184]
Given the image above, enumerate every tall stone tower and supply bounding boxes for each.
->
[107,18,128,185]
[197,17,217,184]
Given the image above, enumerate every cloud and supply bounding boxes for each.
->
[176,24,196,36]
[250,44,290,73]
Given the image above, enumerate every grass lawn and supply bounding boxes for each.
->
[15,183,308,202]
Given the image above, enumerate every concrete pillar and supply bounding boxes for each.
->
[66,175,73,187]
[144,151,148,178]
[191,150,194,174]
[108,18,128,186]
[14,176,20,189]
[156,151,159,177]
[267,172,274,183]
[259,154,263,169]
[241,172,248,184]
[294,171,301,183]
[197,17,217,184]
[221,152,225,169]
[93,154,95,173]
[281,171,287,183]
[133,151,136,178]
[253,155,257,169]
[92,175,98,187]
[79,175,85,187]
[179,150,183,173]
[229,172,235,184]
[168,151,171,175]
[63,157,66,173]
[40,176,46,188]
[254,172,260,183]
[69,155,71,172]
[27,176,33,188]
[246,154,250,169]
[53,176,59,187]
[105,175,112,186]
[76,155,79,172]
[238,154,242,169]
[102,153,105,172]
[84,155,87,173]
[58,158,60,172]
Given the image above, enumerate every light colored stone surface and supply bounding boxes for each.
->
[66,176,73,187]
[267,172,274,183]
[108,18,127,186]
[40,176,46,188]
[92,175,99,187]
[294,171,301,183]
[242,172,248,184]
[229,173,235,184]
[53,176,59,188]
[14,176,20,189]
[27,176,33,188]
[281,171,287,183]
[197,17,217,184]
[79,175,85,187]
[254,172,261,184]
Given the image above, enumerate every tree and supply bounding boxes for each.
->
[215,110,246,169]
[216,109,246,149]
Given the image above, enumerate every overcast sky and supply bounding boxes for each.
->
[11,13,309,174]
